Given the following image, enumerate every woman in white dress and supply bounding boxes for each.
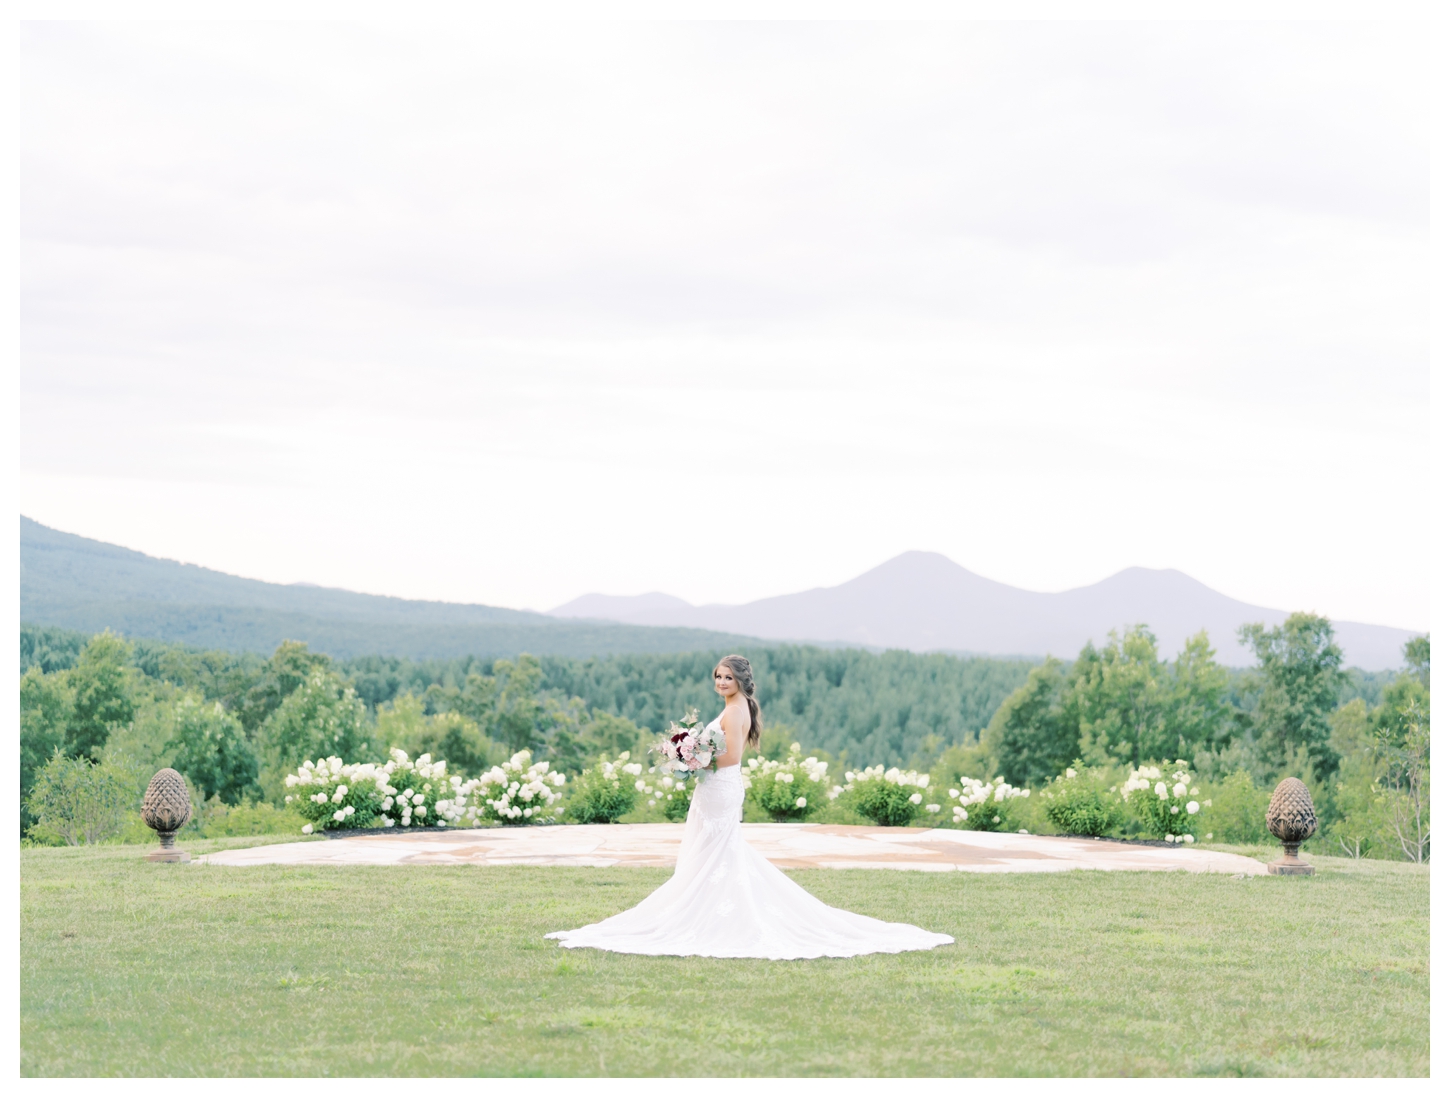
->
[547,654,954,960]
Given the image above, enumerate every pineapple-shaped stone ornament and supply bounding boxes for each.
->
[1265,777,1316,876]
[141,768,193,863]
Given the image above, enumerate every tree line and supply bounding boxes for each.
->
[19,618,1428,859]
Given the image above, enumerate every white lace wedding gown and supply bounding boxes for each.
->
[546,717,954,959]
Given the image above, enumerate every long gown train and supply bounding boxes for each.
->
[545,721,954,960]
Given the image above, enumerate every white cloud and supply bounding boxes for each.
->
[19,21,1433,629]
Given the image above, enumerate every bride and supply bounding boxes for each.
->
[547,654,953,959]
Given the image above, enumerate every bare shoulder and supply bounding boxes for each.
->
[720,704,750,734]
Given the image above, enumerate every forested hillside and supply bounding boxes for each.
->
[20,517,761,659]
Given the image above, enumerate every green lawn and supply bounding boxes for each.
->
[21,840,1428,1077]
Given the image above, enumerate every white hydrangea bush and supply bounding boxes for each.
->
[376,748,479,829]
[284,757,390,833]
[1121,760,1207,842]
[841,765,939,826]
[948,776,1029,831]
[743,743,832,820]
[473,749,567,825]
[567,752,642,823]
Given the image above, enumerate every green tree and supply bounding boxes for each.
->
[65,632,137,759]
[983,658,1073,786]
[20,668,74,834]
[236,640,332,733]
[1065,626,1167,768]
[1238,613,1346,780]
[1403,635,1429,688]
[1163,631,1233,756]
[377,692,501,777]
[165,695,259,805]
[1372,698,1430,863]
[488,655,546,751]
[257,669,370,798]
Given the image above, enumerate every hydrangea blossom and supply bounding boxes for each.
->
[950,776,1029,830]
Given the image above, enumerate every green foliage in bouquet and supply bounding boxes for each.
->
[564,752,639,824]
[744,743,832,821]
[947,775,1029,831]
[1039,761,1122,836]
[844,765,935,827]
[283,757,387,833]
[1122,760,1204,843]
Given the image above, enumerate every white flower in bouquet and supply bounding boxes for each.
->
[654,708,727,776]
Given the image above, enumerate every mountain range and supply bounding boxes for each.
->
[550,551,1420,670]
[21,517,1419,669]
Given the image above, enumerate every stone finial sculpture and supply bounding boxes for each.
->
[141,768,193,863]
[1265,776,1316,876]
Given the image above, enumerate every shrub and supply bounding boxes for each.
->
[1199,770,1265,846]
[194,796,309,837]
[948,775,1029,830]
[565,752,638,824]
[283,757,388,833]
[1039,762,1122,836]
[744,743,832,821]
[1121,760,1204,843]
[25,753,136,845]
[843,765,937,827]
[477,750,567,825]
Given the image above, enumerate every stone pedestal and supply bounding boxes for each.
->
[1266,841,1314,876]
[145,829,191,863]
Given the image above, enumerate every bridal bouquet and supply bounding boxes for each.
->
[653,708,727,777]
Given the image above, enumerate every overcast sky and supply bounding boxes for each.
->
[19,21,1433,630]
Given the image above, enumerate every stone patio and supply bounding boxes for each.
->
[202,823,1268,874]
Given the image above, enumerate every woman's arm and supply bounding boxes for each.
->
[714,706,748,768]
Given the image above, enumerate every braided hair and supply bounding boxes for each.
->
[716,654,761,748]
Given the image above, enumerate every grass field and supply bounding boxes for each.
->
[21,839,1428,1077]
